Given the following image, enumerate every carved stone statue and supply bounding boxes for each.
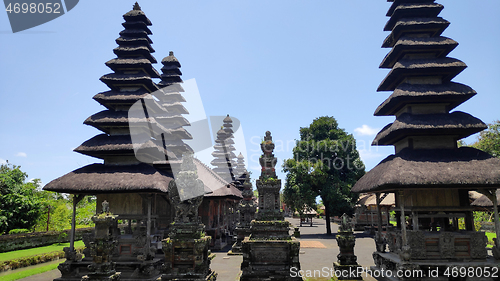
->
[102,200,109,213]
[160,153,217,281]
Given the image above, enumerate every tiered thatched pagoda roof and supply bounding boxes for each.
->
[352,0,500,193]
[210,115,237,183]
[45,3,172,194]
[153,51,193,161]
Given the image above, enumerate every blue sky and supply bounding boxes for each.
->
[1,1,499,188]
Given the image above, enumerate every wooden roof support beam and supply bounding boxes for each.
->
[70,194,85,252]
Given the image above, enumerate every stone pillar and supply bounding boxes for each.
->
[81,202,120,281]
[333,214,363,280]
[229,173,256,255]
[240,131,301,281]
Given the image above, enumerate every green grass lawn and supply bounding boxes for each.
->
[0,240,85,262]
[1,260,60,281]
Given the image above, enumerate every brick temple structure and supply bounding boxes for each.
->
[352,1,500,280]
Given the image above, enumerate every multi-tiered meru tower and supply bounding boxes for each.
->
[352,1,500,280]
[44,3,182,281]
[211,115,237,183]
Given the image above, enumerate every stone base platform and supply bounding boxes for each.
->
[240,237,301,281]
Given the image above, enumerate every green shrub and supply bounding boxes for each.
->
[0,246,84,272]
[8,229,29,235]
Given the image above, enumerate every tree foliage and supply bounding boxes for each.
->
[283,116,365,235]
[0,164,44,234]
[472,120,500,157]
[0,163,96,234]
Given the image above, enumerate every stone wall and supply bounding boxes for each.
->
[0,228,92,253]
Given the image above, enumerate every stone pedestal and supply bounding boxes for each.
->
[81,212,121,281]
[160,223,216,281]
[333,214,362,280]
[240,220,301,281]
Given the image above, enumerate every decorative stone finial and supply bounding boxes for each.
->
[169,51,174,56]
[259,131,277,179]
[102,200,109,213]
[133,2,141,10]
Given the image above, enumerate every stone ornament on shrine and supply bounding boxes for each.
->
[239,131,301,281]
[160,153,217,281]
[81,204,121,281]
[229,173,256,254]
[333,214,362,280]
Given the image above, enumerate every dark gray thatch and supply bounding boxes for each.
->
[105,58,160,78]
[386,0,437,17]
[352,147,500,193]
[383,18,449,48]
[74,134,175,161]
[384,3,443,31]
[374,82,476,116]
[380,36,457,69]
[113,46,156,63]
[100,73,159,92]
[93,89,150,109]
[123,3,152,25]
[43,163,172,194]
[471,190,500,207]
[373,111,486,145]
[378,57,467,91]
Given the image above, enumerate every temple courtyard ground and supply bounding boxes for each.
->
[17,218,377,281]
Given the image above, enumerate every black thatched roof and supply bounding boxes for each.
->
[100,73,159,93]
[352,147,500,193]
[74,134,174,161]
[380,36,457,69]
[383,18,449,48]
[43,163,172,194]
[386,0,437,17]
[471,190,500,207]
[378,57,467,91]
[373,111,486,145]
[374,82,476,116]
[384,3,443,31]
[113,46,156,63]
[105,58,160,78]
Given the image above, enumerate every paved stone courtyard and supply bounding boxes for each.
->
[18,217,377,281]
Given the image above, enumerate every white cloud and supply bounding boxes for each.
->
[354,125,379,136]
[16,152,27,157]
[0,158,6,164]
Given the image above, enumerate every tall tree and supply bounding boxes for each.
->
[0,164,44,233]
[472,120,500,157]
[283,116,365,235]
